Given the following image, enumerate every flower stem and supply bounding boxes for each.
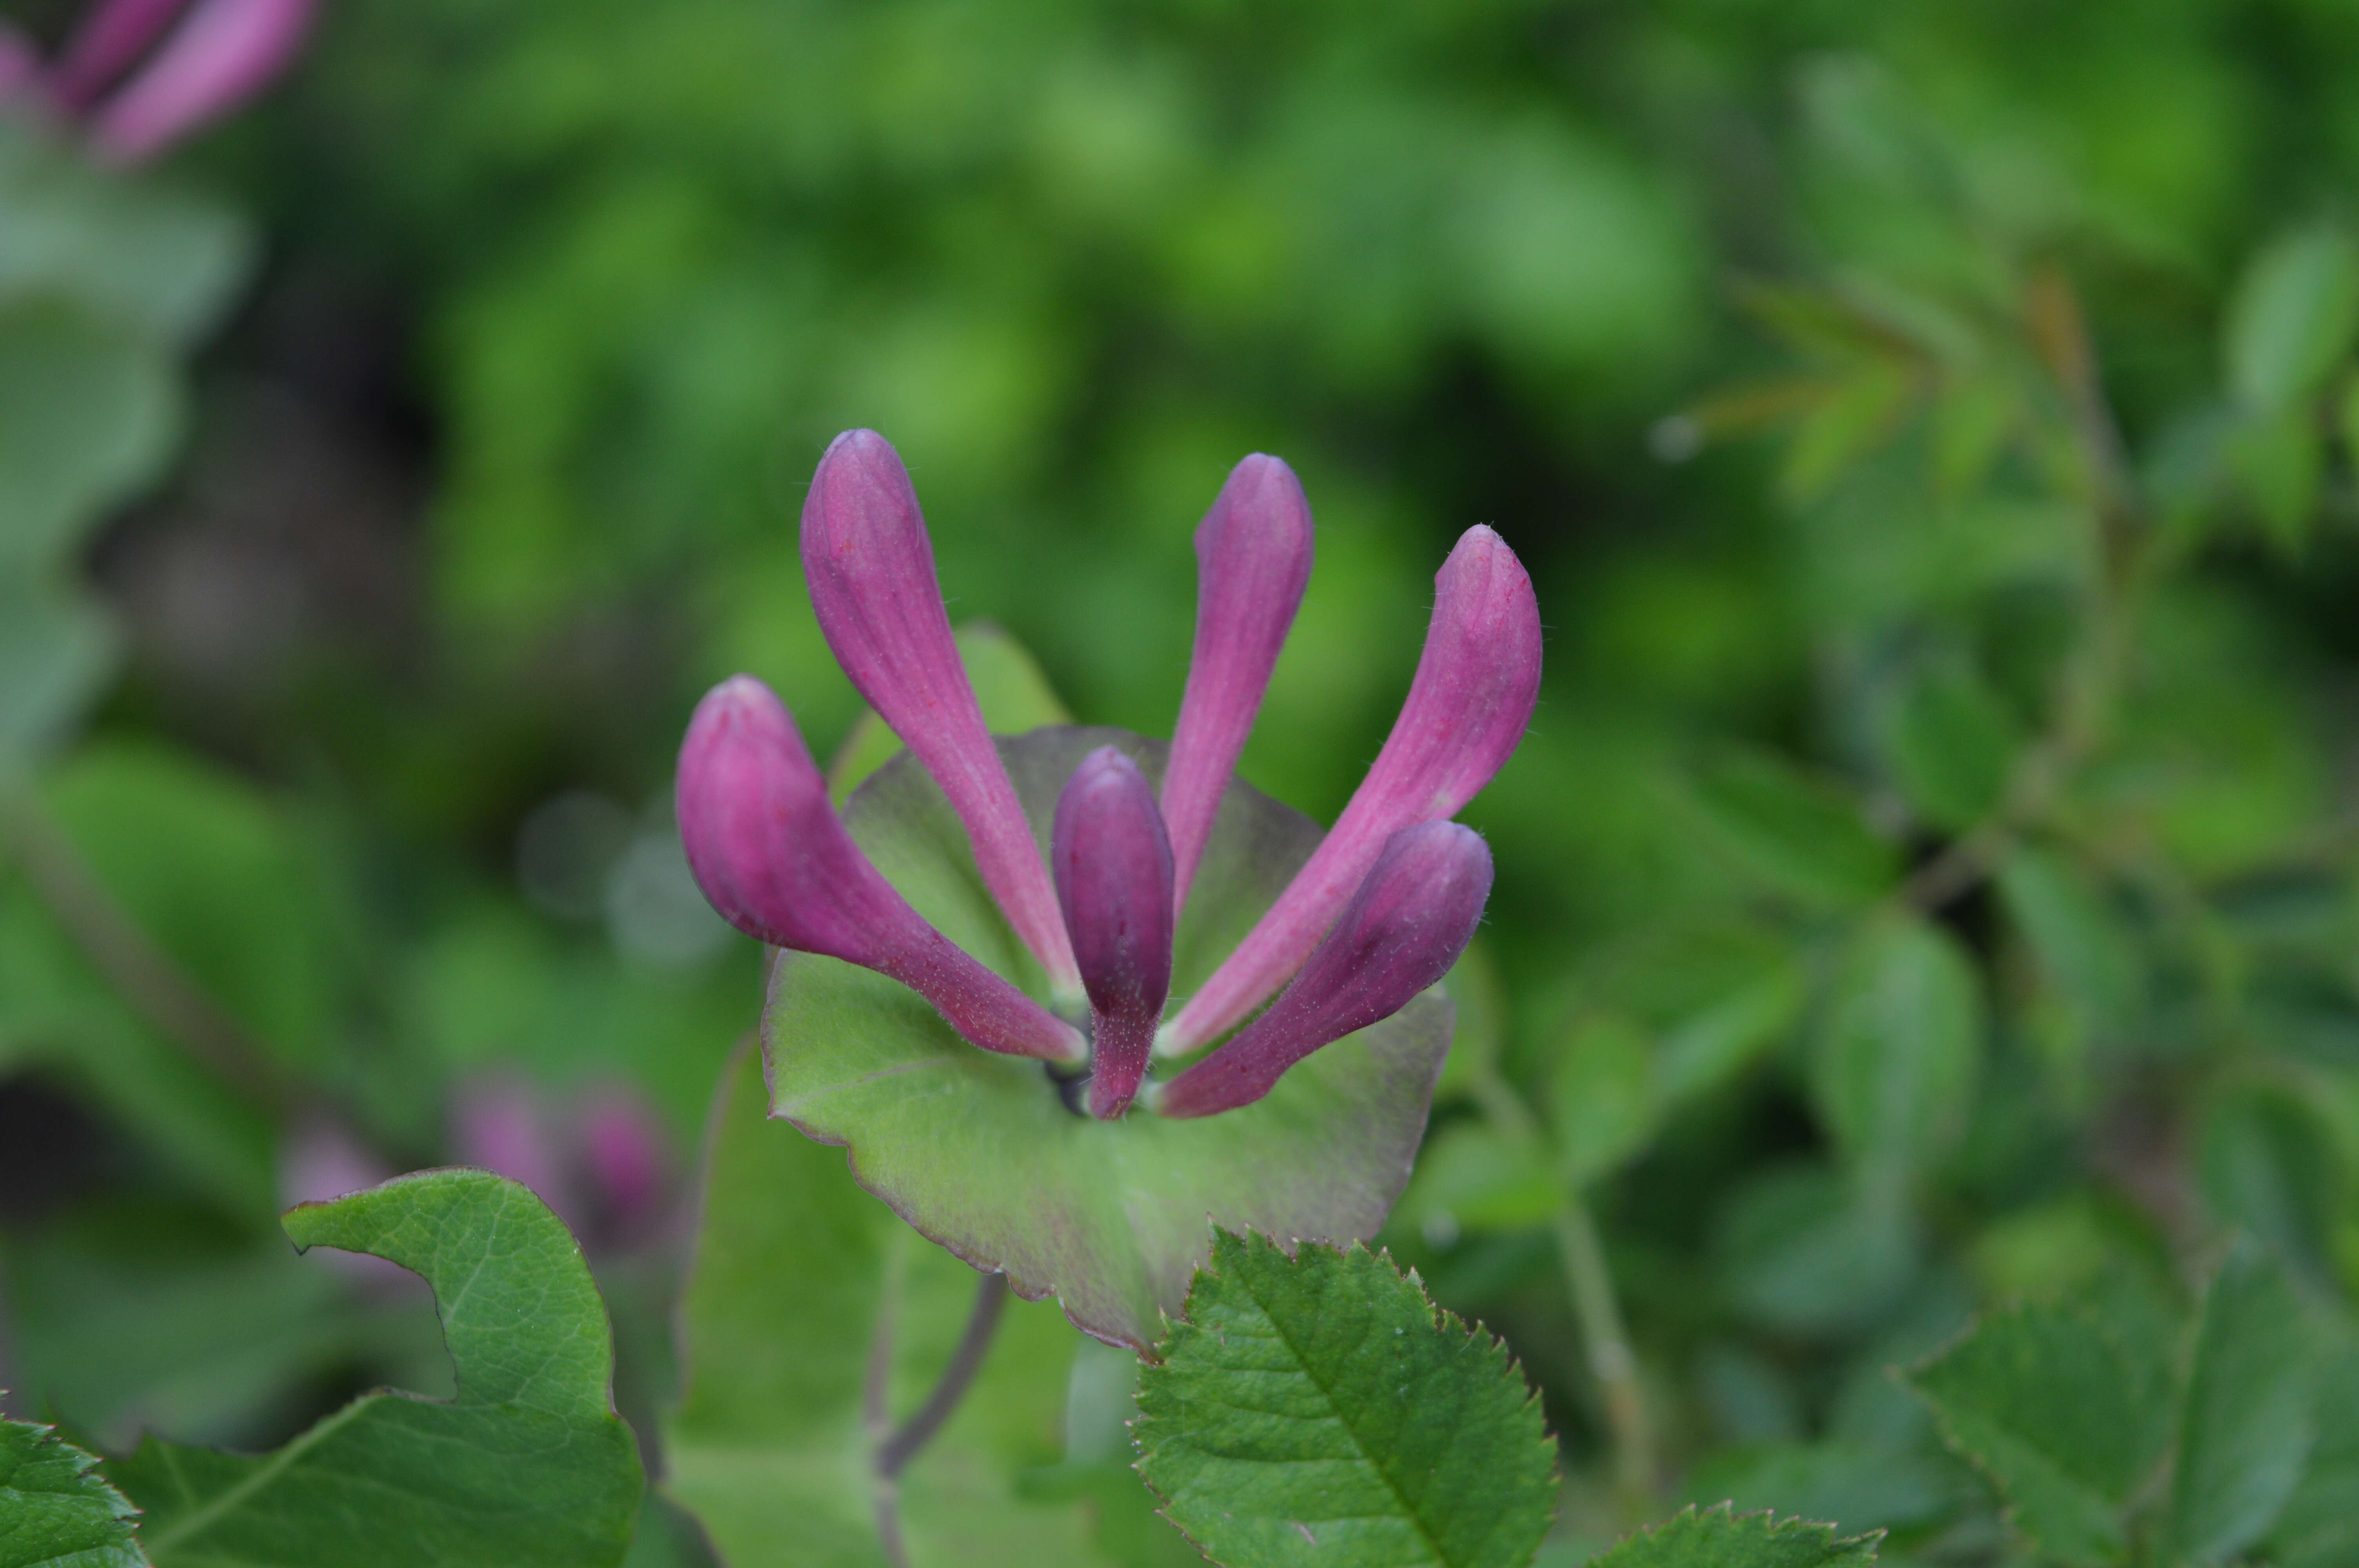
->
[867,1269,1010,1566]
[1553,1195,1654,1511]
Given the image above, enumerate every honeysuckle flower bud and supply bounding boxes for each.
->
[1161,524,1539,1053]
[86,0,313,164]
[1161,455,1314,918]
[801,429,1083,996]
[1052,747,1175,1120]
[679,674,1085,1063]
[1155,821,1493,1118]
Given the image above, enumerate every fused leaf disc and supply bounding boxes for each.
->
[762,726,1453,1349]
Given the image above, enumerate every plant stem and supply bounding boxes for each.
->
[866,1269,1009,1567]
[876,1272,1008,1478]
[0,789,286,1109]
[1553,1196,1654,1509]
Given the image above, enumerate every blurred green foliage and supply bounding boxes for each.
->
[9,0,2359,1563]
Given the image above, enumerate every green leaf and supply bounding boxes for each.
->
[0,301,178,572]
[767,727,1453,1349]
[830,621,1072,800]
[2170,1243,2321,1564]
[1808,916,1983,1194]
[1134,1230,1556,1568]
[1996,846,2140,1052]
[1585,1504,1879,1567]
[0,127,250,345]
[1547,1013,1658,1189]
[2197,1087,2339,1285]
[1714,1163,1916,1338]
[2268,1343,2359,1568]
[664,1044,1129,1568]
[1683,748,1898,909]
[1396,1121,1559,1243]
[1877,659,2016,831]
[1906,1302,2172,1565]
[0,581,117,771]
[1683,1440,1959,1538]
[107,1170,645,1568]
[2225,224,2359,412]
[0,1405,145,1568]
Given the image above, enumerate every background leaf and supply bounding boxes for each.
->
[1584,1504,1879,1568]
[1809,916,1983,1198]
[2170,1243,2321,1564]
[1134,1230,1556,1568]
[105,1169,645,1568]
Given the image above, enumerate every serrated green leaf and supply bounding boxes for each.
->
[1547,1013,1657,1188]
[1585,1504,1879,1567]
[663,1045,1132,1568]
[2225,224,2359,412]
[1877,659,2016,831]
[768,727,1452,1350]
[1684,748,1898,909]
[1684,1440,1959,1538]
[107,1170,644,1568]
[2170,1242,2321,1564]
[1809,916,1983,1194]
[1135,1231,1556,1568]
[831,621,1072,800]
[0,1405,146,1568]
[1907,1302,2172,1565]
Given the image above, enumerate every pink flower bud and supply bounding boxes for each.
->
[800,430,1080,995]
[1156,821,1492,1118]
[85,0,313,165]
[1052,747,1174,1119]
[1163,525,1539,1052]
[1161,454,1315,918]
[678,674,1084,1062]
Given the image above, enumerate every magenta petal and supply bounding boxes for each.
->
[1164,524,1541,1052]
[1162,454,1315,917]
[800,429,1081,994]
[85,0,313,164]
[1157,821,1492,1118]
[678,675,1084,1062]
[1052,747,1175,1119]
[49,0,185,107]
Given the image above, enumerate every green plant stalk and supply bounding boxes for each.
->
[1552,1194,1654,1508]
[1471,1067,1657,1508]
[865,1265,1010,1568]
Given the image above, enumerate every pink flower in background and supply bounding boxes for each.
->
[678,430,1542,1119]
[0,0,314,164]
[449,1076,678,1249]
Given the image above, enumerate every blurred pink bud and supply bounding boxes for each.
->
[800,429,1080,995]
[85,0,313,165]
[1163,526,1539,1052]
[451,1075,577,1228]
[1161,455,1314,917]
[49,0,186,108]
[679,674,1085,1062]
[0,25,43,97]
[578,1085,669,1237]
[1052,747,1174,1119]
[1156,821,1492,1118]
